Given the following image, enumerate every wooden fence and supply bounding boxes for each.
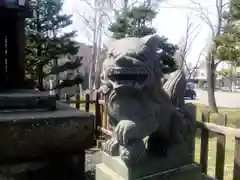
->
[62,92,240,180]
[199,109,240,180]
[61,92,109,140]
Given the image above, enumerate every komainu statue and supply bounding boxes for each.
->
[100,34,196,166]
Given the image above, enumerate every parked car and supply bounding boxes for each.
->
[186,82,195,89]
[184,87,197,99]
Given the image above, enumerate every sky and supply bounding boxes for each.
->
[62,0,222,65]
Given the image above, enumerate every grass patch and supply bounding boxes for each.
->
[195,104,240,127]
[194,104,240,180]
[69,95,95,112]
[195,137,235,180]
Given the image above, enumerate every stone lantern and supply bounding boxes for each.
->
[0,1,95,179]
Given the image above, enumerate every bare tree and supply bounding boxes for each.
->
[76,0,166,90]
[189,0,227,112]
[76,0,141,90]
[75,0,117,90]
[177,13,202,80]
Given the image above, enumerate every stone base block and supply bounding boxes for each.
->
[0,102,94,163]
[0,90,57,110]
[96,152,202,180]
[202,175,217,180]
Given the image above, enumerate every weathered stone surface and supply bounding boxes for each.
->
[0,153,86,180]
[100,34,197,165]
[96,152,201,180]
[0,90,56,110]
[0,5,93,179]
[0,102,94,164]
[96,150,195,180]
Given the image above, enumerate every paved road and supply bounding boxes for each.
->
[187,89,240,108]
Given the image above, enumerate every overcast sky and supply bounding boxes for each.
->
[62,0,223,65]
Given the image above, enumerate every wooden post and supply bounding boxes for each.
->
[233,123,240,180]
[95,91,101,140]
[102,102,108,131]
[85,93,90,112]
[75,84,80,109]
[215,114,227,180]
[185,103,197,161]
[200,108,210,174]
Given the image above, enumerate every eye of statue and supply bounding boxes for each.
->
[107,68,149,84]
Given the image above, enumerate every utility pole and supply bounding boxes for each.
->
[90,0,107,90]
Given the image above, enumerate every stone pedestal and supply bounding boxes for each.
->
[0,2,94,178]
[0,90,56,110]
[96,152,202,180]
[0,91,95,180]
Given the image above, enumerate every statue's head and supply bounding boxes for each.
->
[100,35,165,94]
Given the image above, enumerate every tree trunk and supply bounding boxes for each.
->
[52,28,60,99]
[229,76,233,92]
[207,55,218,113]
[231,65,236,92]
[124,0,128,37]
[89,0,98,90]
[53,58,60,99]
[37,64,44,91]
[206,0,223,113]
[94,12,103,90]
[36,0,43,91]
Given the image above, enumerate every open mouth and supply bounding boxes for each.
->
[107,67,149,87]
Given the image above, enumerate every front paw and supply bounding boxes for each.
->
[114,120,138,145]
[120,140,146,166]
[146,137,168,157]
[103,138,119,156]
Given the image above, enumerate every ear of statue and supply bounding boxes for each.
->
[142,34,161,52]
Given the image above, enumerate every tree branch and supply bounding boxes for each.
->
[189,0,216,36]
[215,59,222,67]
[187,46,206,80]
[178,14,200,72]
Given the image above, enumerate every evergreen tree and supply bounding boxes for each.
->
[25,0,79,90]
[109,4,178,73]
[48,56,84,90]
[213,1,240,91]
[109,5,157,38]
[214,1,240,66]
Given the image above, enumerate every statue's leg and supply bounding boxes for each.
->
[104,116,162,165]
[147,108,196,156]
[114,119,162,165]
[103,116,120,156]
[147,130,170,156]
[103,123,146,166]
